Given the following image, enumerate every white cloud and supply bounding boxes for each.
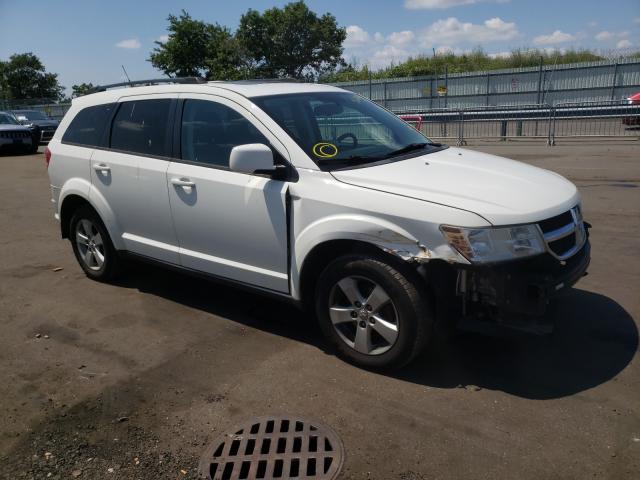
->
[617,39,633,48]
[634,17,640,24]
[595,30,631,43]
[404,0,509,9]
[344,25,370,47]
[533,30,575,46]
[388,30,415,47]
[595,31,614,41]
[157,34,169,43]
[488,51,511,58]
[587,21,597,28]
[421,17,519,46]
[115,38,141,49]
[373,32,385,43]
[343,17,520,70]
[371,45,412,68]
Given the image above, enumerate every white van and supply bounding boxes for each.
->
[46,79,590,369]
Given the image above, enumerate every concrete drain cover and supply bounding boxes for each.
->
[199,416,344,480]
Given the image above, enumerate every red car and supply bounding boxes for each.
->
[622,92,640,126]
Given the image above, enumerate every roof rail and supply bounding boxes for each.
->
[88,77,206,94]
[224,78,303,84]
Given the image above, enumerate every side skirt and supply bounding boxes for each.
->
[118,251,302,309]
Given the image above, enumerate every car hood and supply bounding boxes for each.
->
[27,120,59,128]
[0,124,31,132]
[330,147,580,225]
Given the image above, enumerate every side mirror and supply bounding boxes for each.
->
[229,143,274,175]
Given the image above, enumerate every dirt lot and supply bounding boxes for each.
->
[0,141,639,479]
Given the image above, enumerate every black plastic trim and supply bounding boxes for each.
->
[119,251,300,307]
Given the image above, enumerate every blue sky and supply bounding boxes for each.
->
[0,0,638,94]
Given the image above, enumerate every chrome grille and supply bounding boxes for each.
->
[0,131,30,139]
[538,206,586,260]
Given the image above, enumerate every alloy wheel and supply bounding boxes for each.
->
[75,219,105,271]
[328,275,399,355]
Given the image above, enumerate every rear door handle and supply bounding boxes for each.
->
[93,163,110,172]
[170,177,196,188]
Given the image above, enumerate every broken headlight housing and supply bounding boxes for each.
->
[440,224,545,263]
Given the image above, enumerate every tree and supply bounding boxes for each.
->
[72,83,95,98]
[236,1,346,79]
[0,53,64,101]
[148,10,243,80]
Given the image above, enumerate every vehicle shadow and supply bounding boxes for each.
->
[399,288,638,399]
[116,262,638,400]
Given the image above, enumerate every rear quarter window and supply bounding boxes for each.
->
[61,103,115,147]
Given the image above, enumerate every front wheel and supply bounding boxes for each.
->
[315,254,432,370]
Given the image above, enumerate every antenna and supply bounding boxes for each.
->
[121,65,132,85]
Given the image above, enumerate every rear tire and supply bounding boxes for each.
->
[70,205,121,282]
[315,254,432,370]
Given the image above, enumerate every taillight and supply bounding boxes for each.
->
[44,146,52,168]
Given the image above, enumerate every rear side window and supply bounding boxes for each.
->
[110,99,172,157]
[62,103,115,147]
[180,99,267,168]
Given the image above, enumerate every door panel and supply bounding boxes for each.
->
[167,162,289,292]
[89,96,179,264]
[91,150,179,264]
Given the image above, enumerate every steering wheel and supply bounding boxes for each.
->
[336,133,358,149]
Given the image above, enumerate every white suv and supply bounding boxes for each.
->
[46,80,590,369]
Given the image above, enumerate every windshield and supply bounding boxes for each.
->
[16,110,49,121]
[252,92,440,169]
[0,113,19,125]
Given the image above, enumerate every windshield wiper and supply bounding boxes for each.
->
[384,142,430,159]
[315,155,382,166]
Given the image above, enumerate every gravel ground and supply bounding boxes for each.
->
[0,141,638,479]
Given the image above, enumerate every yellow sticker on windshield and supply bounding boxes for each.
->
[312,142,338,158]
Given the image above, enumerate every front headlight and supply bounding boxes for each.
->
[440,224,545,263]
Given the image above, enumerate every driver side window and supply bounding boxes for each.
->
[180,99,268,168]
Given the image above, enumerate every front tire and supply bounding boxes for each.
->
[315,254,432,370]
[70,206,121,281]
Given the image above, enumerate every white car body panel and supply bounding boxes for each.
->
[90,148,179,264]
[166,161,290,292]
[331,147,580,226]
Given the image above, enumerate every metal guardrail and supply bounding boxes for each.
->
[399,100,640,145]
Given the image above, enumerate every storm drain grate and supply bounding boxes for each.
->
[199,416,344,480]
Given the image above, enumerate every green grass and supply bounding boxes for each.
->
[321,48,634,83]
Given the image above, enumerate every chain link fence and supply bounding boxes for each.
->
[0,99,71,121]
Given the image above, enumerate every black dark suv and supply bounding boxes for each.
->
[11,109,59,145]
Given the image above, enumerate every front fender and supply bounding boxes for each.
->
[290,214,440,300]
[295,214,431,265]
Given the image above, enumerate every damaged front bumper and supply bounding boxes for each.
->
[455,240,591,331]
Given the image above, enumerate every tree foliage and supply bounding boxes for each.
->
[0,53,64,101]
[149,2,346,80]
[236,1,346,78]
[148,10,241,79]
[71,83,95,97]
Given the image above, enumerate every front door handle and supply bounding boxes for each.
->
[170,177,196,188]
[93,163,110,172]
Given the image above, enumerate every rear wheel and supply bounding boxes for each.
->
[70,206,121,281]
[315,254,432,370]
